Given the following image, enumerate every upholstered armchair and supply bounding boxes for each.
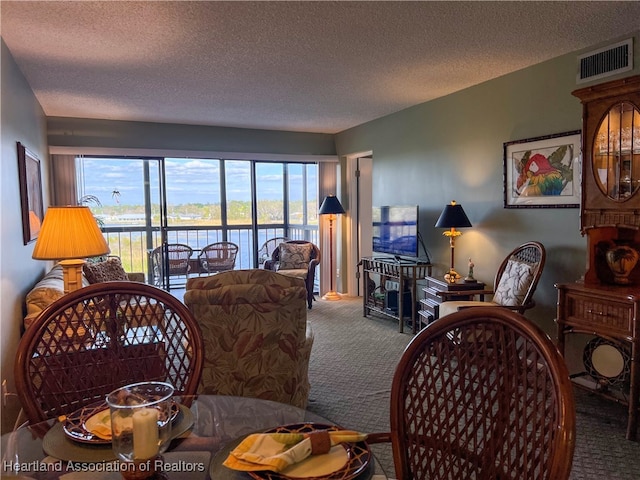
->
[183,269,314,409]
[264,240,320,309]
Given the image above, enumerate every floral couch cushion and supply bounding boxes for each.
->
[184,269,313,409]
[492,259,534,306]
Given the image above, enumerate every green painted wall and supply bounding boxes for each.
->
[0,39,49,431]
[334,32,640,351]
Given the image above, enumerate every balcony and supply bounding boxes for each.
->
[102,224,319,290]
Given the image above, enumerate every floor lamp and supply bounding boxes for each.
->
[32,206,111,294]
[319,195,345,301]
[435,200,472,284]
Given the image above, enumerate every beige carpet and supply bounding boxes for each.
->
[306,296,640,479]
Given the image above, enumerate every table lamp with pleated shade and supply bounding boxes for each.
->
[32,206,110,293]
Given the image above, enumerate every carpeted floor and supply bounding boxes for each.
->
[306,296,640,480]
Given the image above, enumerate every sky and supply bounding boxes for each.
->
[78,157,317,206]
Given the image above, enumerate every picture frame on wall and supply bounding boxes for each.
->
[503,130,581,208]
[17,142,44,245]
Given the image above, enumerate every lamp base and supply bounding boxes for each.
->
[444,270,460,284]
[322,291,342,301]
[59,258,86,294]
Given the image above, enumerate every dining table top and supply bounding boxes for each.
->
[1,395,387,480]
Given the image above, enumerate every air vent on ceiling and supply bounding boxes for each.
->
[576,38,633,84]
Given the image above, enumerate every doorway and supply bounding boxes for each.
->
[345,153,373,297]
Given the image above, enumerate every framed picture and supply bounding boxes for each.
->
[17,142,44,245]
[504,130,581,208]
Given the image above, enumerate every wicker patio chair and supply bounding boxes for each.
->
[264,240,320,309]
[198,241,239,274]
[150,243,194,286]
[14,282,204,426]
[257,236,289,266]
[367,306,576,480]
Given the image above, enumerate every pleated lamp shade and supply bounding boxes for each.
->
[32,206,110,260]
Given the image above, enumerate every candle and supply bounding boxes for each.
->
[132,407,159,460]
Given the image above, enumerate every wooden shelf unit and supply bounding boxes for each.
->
[361,256,431,333]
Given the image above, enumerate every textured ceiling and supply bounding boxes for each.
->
[2,1,640,134]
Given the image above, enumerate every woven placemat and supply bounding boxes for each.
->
[43,404,194,463]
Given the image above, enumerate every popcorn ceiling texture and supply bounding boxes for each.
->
[2,1,639,133]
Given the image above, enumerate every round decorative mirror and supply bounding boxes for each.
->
[592,101,640,201]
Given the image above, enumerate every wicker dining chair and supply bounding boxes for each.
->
[14,282,204,426]
[368,307,576,480]
[198,241,239,274]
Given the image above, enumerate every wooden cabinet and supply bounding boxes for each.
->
[555,75,640,440]
[572,75,640,285]
[556,283,639,440]
[418,276,485,327]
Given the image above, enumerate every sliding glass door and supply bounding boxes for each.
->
[77,156,165,282]
[76,156,319,289]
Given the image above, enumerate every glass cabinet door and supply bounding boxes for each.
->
[593,102,640,200]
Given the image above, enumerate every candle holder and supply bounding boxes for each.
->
[106,381,175,480]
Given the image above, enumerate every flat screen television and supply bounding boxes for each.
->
[372,205,419,257]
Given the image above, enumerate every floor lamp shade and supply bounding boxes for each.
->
[32,206,110,293]
[319,195,346,216]
[319,195,345,301]
[435,201,471,283]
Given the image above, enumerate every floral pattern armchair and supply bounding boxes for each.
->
[183,269,314,409]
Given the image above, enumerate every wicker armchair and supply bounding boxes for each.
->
[14,282,204,426]
[368,307,576,480]
[184,269,313,409]
[257,236,289,266]
[198,241,238,274]
[439,241,546,317]
[264,240,320,309]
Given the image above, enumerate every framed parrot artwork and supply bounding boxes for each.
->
[504,130,581,208]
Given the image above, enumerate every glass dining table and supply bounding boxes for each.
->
[1,395,387,480]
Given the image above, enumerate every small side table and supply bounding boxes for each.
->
[418,275,486,328]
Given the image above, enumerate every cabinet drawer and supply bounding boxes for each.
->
[565,293,633,336]
[420,297,439,311]
[419,297,438,319]
[423,287,442,303]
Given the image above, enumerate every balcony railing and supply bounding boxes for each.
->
[102,224,319,288]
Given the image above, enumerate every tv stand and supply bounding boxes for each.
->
[360,256,432,333]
